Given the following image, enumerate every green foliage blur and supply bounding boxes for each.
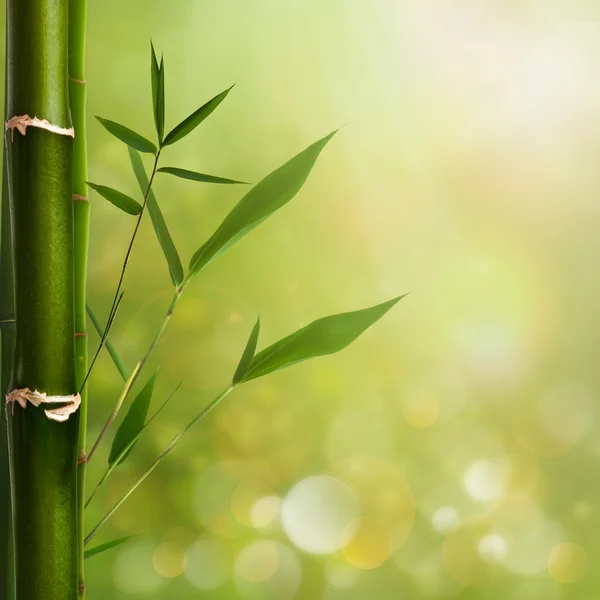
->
[7,1,600,598]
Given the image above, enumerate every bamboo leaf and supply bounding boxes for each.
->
[232,317,260,384]
[86,303,129,381]
[96,116,157,155]
[128,148,184,286]
[189,131,337,277]
[150,42,160,117]
[157,166,246,185]
[85,382,182,510]
[86,182,142,216]
[240,296,405,383]
[85,387,234,545]
[84,534,135,561]
[109,372,158,467]
[162,86,234,147]
[151,44,164,142]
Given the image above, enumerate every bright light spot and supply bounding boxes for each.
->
[282,475,359,554]
[231,482,275,528]
[432,507,460,533]
[113,541,163,594]
[548,543,588,584]
[251,496,281,529]
[478,534,507,563]
[500,507,563,576]
[325,558,361,588]
[234,541,301,600]
[184,539,230,590]
[463,460,508,503]
[455,321,524,386]
[152,542,186,578]
[235,540,280,583]
[342,517,392,570]
[403,391,439,428]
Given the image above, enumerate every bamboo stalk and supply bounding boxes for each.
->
[5,1,79,598]
[68,0,88,596]
[0,156,15,600]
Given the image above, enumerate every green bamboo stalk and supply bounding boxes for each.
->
[5,1,79,599]
[68,0,88,596]
[0,156,15,600]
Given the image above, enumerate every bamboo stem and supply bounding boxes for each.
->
[68,0,88,596]
[85,386,234,545]
[5,1,78,598]
[86,283,185,462]
[0,156,15,600]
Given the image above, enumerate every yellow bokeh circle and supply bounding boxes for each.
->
[342,517,392,570]
[548,543,588,584]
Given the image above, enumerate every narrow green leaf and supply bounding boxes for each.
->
[85,388,234,545]
[240,296,405,383]
[189,131,337,277]
[162,86,234,147]
[151,41,160,112]
[84,534,135,560]
[86,303,129,381]
[150,43,164,142]
[96,116,157,155]
[156,57,165,142]
[87,182,142,216]
[85,382,182,510]
[232,317,260,384]
[158,166,246,185]
[109,372,158,467]
[128,148,184,286]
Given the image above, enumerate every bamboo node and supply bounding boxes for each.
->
[6,388,81,423]
[5,115,75,142]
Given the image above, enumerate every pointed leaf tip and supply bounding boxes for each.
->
[84,534,136,560]
[233,317,261,384]
[86,182,142,216]
[157,166,247,185]
[96,116,157,155]
[108,371,159,467]
[162,85,235,147]
[188,130,337,277]
[240,295,406,383]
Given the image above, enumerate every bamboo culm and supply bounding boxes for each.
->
[5,0,79,598]
[68,0,89,595]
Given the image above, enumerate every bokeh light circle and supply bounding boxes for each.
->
[282,475,359,554]
[548,543,588,584]
[184,538,230,590]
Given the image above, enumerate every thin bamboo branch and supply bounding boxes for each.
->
[86,283,185,462]
[84,381,182,508]
[85,386,234,545]
[86,303,129,381]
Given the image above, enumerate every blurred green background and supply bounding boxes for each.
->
[9,0,600,598]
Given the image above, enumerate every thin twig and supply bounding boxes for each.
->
[85,381,182,508]
[84,386,234,545]
[79,291,125,393]
[83,150,161,392]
